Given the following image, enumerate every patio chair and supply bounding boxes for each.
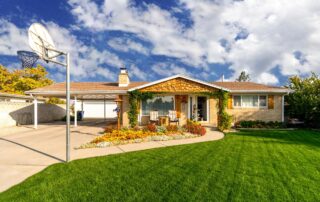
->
[168,110,179,125]
[150,111,159,124]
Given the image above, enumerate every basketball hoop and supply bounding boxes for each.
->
[17,50,39,68]
[25,22,71,163]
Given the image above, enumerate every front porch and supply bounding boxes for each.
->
[135,94,219,126]
[121,75,229,127]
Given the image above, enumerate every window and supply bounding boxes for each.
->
[233,96,241,107]
[233,95,267,108]
[259,95,267,107]
[142,96,174,116]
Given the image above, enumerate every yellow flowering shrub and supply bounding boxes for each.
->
[91,130,158,144]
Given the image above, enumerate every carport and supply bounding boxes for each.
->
[25,83,128,129]
[25,68,146,129]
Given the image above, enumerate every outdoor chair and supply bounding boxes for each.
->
[150,111,159,124]
[168,110,179,125]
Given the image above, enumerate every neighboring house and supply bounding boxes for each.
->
[26,68,290,127]
[0,92,44,103]
[0,93,60,128]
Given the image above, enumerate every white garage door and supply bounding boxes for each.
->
[82,100,117,118]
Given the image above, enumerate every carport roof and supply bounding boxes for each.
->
[26,81,148,96]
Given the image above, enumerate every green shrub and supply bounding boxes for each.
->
[218,111,232,132]
[156,126,167,134]
[236,120,285,128]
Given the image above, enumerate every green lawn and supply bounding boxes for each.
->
[1,130,320,201]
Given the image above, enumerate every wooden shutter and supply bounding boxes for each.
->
[268,95,274,109]
[227,95,233,109]
[175,95,181,118]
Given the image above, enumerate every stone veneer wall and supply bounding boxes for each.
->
[121,95,130,127]
[226,94,283,123]
[139,78,218,93]
[0,102,66,128]
[209,97,219,127]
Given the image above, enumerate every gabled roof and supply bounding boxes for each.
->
[128,74,230,92]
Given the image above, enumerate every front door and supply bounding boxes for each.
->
[197,96,208,122]
[188,96,208,122]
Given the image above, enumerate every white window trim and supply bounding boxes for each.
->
[232,94,268,109]
[140,95,175,116]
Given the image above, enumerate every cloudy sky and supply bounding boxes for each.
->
[0,0,319,85]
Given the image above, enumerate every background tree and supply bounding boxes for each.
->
[286,72,320,128]
[236,71,250,82]
[0,64,53,94]
[46,97,65,104]
[0,64,64,104]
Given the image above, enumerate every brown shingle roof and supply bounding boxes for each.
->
[26,79,288,95]
[212,81,287,91]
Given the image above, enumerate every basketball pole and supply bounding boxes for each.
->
[39,50,71,163]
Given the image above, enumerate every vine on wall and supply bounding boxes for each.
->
[128,90,155,127]
[202,90,232,131]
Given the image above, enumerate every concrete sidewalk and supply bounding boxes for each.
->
[0,122,223,192]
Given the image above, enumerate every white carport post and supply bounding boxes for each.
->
[282,95,284,122]
[74,96,77,127]
[33,96,38,129]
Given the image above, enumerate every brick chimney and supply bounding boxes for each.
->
[118,67,130,87]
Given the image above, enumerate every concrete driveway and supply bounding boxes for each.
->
[0,119,114,192]
[0,121,224,192]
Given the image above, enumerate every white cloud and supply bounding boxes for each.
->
[68,0,320,83]
[256,72,279,85]
[107,38,149,55]
[128,64,148,80]
[151,63,191,77]
[68,0,206,67]
[0,19,29,55]
[45,22,122,79]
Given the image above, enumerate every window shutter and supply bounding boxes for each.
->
[175,95,181,118]
[268,95,274,109]
[227,95,233,109]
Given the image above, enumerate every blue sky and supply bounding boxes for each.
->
[0,0,319,85]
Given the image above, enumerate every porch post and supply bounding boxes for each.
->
[33,97,38,129]
[74,96,77,127]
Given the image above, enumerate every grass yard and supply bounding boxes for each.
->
[1,130,320,201]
